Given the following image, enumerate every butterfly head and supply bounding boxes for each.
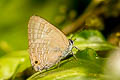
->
[68,39,74,45]
[69,34,76,45]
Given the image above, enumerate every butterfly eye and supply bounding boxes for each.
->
[69,39,74,44]
[35,61,38,64]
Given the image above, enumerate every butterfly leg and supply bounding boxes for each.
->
[71,46,80,60]
[45,67,49,71]
[57,61,61,68]
[72,46,80,51]
[71,51,78,60]
[54,59,61,69]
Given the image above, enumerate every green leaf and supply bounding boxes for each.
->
[27,48,104,80]
[69,30,115,51]
[76,48,98,60]
[0,57,20,80]
[0,50,31,79]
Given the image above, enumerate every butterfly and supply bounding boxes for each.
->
[28,16,77,72]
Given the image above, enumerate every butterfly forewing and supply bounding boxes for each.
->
[28,16,69,71]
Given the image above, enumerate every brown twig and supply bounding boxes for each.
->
[62,0,105,35]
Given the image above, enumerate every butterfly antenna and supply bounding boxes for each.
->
[70,26,85,42]
[70,34,76,42]
[70,34,74,40]
[73,38,76,42]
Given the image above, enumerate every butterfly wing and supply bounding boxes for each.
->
[28,16,69,71]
